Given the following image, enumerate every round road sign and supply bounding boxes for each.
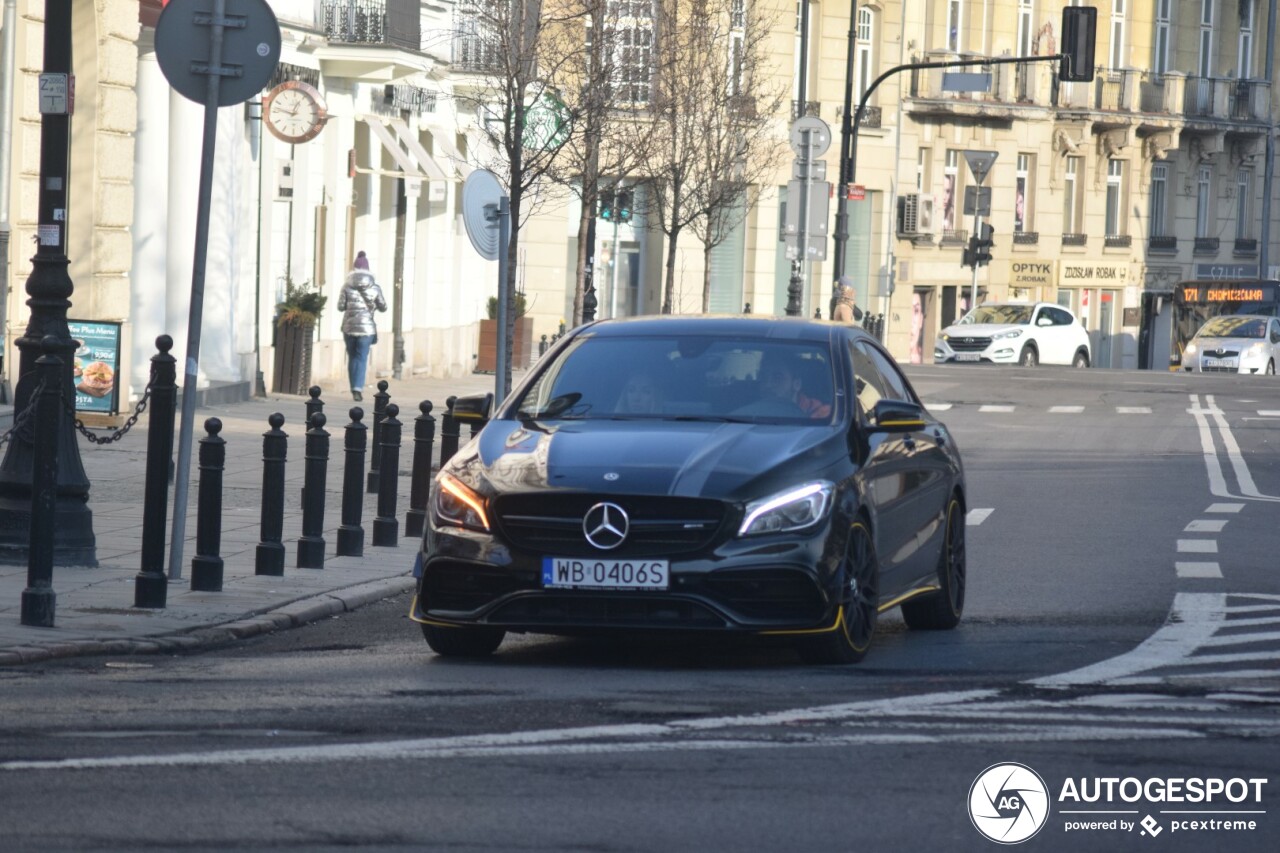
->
[789,116,831,157]
[156,0,282,106]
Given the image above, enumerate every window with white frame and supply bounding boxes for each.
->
[942,149,960,231]
[1196,165,1212,238]
[607,0,654,105]
[1109,1,1126,70]
[916,148,930,192]
[1105,159,1125,236]
[1153,0,1171,75]
[1148,161,1168,237]
[1015,153,1033,233]
[729,0,745,96]
[1016,0,1034,56]
[1236,168,1253,239]
[455,1,503,71]
[855,7,874,103]
[1199,0,1213,79]
[1239,0,1255,79]
[1063,156,1082,233]
[947,1,964,53]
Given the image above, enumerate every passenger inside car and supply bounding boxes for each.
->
[615,370,663,414]
[749,352,832,419]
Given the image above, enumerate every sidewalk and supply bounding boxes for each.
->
[0,367,520,665]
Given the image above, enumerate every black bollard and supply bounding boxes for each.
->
[297,412,330,568]
[20,337,63,627]
[439,395,460,468]
[539,334,548,356]
[255,413,288,576]
[371,403,402,547]
[404,401,435,538]
[135,335,178,608]
[336,407,367,557]
[305,385,324,423]
[366,379,390,494]
[190,417,226,592]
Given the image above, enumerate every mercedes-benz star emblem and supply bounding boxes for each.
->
[583,502,629,550]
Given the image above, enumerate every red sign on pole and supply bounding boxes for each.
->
[847,184,866,201]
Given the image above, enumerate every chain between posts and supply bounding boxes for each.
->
[0,379,47,449]
[67,382,153,445]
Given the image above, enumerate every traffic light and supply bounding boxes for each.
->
[962,224,995,269]
[616,190,633,223]
[599,189,615,221]
[1060,6,1097,83]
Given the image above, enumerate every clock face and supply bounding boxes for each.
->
[264,81,327,144]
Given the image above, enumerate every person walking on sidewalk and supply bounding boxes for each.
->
[338,251,387,401]
[832,276,864,325]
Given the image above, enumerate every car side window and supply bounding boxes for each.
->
[1272,320,1280,344]
[850,341,911,418]
[1047,307,1073,326]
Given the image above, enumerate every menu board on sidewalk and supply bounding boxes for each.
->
[67,320,122,415]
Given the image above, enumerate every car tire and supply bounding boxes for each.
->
[1018,344,1038,367]
[901,497,966,631]
[1072,350,1090,368]
[798,520,879,664]
[1267,359,1276,376]
[421,623,505,657]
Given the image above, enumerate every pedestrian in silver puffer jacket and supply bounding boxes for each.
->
[337,251,387,401]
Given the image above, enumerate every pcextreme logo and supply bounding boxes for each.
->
[969,763,1051,844]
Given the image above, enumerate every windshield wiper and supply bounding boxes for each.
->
[670,415,753,423]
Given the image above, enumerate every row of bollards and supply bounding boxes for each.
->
[20,330,485,623]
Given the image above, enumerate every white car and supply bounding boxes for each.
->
[1182,315,1280,375]
[935,302,1091,367]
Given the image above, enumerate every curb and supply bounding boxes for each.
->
[0,575,417,667]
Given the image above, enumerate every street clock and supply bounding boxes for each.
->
[263,80,328,144]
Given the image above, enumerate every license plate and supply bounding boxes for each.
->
[542,558,669,590]
[955,352,981,362]
[1203,357,1227,368]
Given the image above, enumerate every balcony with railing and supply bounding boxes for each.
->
[1148,235,1178,253]
[1062,233,1088,247]
[1104,234,1132,249]
[1194,237,1220,254]
[1234,237,1258,255]
[792,100,821,120]
[322,0,420,50]
[1012,231,1039,246]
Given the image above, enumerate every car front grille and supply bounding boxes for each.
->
[947,336,992,352]
[1201,365,1239,373]
[492,493,729,557]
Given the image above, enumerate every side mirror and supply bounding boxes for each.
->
[869,399,926,432]
[452,392,494,423]
[1036,316,1052,326]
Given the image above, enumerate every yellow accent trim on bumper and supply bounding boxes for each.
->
[760,606,844,636]
[407,593,464,628]
[878,585,941,612]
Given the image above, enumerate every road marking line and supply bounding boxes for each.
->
[1175,561,1222,578]
[1030,593,1226,687]
[1177,539,1218,553]
[1206,503,1245,513]
[1175,651,1280,666]
[1202,630,1280,646]
[1116,406,1152,414]
[979,405,1015,412]
[966,508,994,526]
[925,402,953,411]
[1184,519,1227,533]
[1218,616,1280,627]
[1259,410,1280,417]
[1050,405,1084,413]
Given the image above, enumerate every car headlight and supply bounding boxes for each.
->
[1185,343,1198,356]
[992,328,1024,340]
[432,472,490,532]
[1245,342,1266,356]
[941,333,950,341]
[738,481,834,537]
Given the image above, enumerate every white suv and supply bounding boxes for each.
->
[935,302,1092,367]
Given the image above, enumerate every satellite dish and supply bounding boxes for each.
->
[462,169,503,261]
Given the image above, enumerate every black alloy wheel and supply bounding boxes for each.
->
[1019,344,1038,367]
[799,521,879,664]
[901,497,966,630]
[421,623,506,657]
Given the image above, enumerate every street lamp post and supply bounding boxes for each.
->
[0,0,96,566]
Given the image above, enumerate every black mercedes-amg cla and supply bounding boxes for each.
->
[411,316,967,664]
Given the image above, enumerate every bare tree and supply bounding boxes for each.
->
[631,0,782,314]
[449,0,586,393]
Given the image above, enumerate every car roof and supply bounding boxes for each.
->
[577,314,867,344]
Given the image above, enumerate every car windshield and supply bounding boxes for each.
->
[513,334,836,424]
[1195,317,1268,339]
[957,305,1033,325]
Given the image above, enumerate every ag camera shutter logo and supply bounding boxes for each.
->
[969,762,1051,844]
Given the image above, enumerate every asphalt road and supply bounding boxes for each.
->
[1,367,1277,852]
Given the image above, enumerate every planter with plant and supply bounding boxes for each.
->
[273,279,327,395]
[477,291,534,373]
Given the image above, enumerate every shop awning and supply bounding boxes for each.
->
[356,114,429,180]
[424,125,474,178]
[387,117,449,183]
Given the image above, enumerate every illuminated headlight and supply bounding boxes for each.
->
[992,328,1023,340]
[1185,343,1198,356]
[432,472,490,532]
[1244,342,1266,357]
[738,481,834,537]
[941,333,950,341]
